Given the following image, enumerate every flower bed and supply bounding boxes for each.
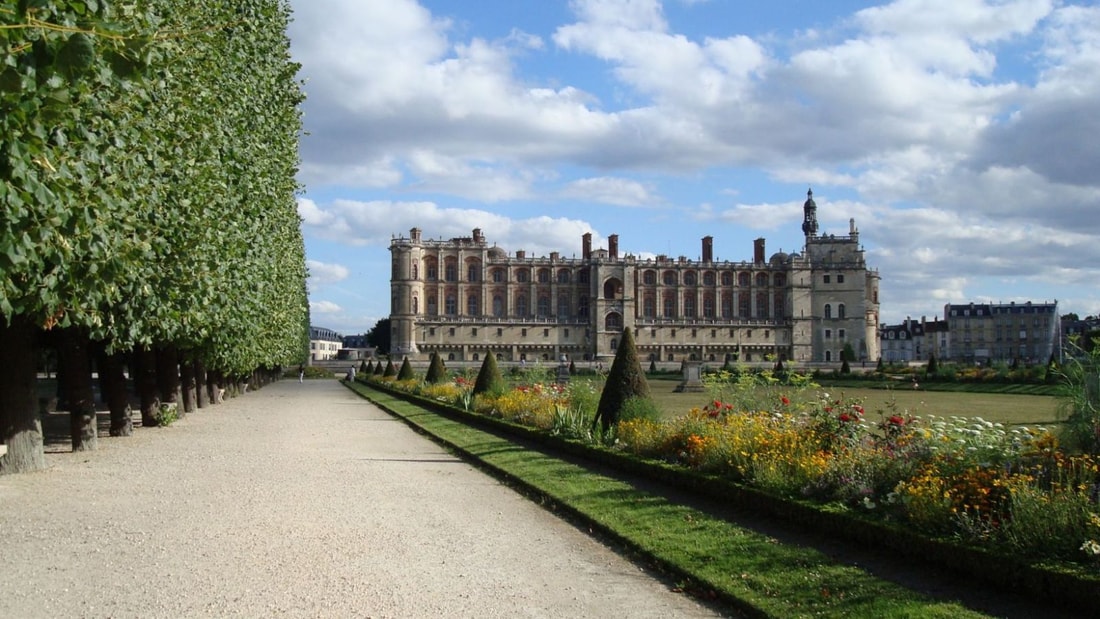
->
[355,369,1100,612]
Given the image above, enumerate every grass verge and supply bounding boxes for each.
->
[345,380,995,618]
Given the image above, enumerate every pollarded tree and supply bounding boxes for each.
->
[425,352,447,384]
[473,352,504,396]
[397,357,415,381]
[594,328,651,432]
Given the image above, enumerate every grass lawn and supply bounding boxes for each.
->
[645,377,1061,428]
[348,381,996,618]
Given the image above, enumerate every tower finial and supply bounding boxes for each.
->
[801,188,818,237]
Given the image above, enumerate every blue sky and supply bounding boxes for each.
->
[288,0,1100,336]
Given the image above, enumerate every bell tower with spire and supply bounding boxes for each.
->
[801,188,819,238]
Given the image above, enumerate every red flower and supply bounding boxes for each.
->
[888,415,905,425]
[825,406,834,413]
[839,413,852,422]
[780,396,790,405]
[713,400,722,410]
[708,410,720,418]
[853,405,864,415]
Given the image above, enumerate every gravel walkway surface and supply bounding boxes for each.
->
[0,379,721,618]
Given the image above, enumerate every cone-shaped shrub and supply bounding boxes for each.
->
[397,356,415,380]
[927,353,938,376]
[359,359,368,374]
[425,351,447,384]
[594,327,650,432]
[841,358,851,374]
[648,359,657,373]
[382,358,396,377]
[569,360,577,375]
[372,360,383,375]
[473,351,505,395]
[365,360,375,375]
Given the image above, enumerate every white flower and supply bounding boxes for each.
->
[1081,540,1100,557]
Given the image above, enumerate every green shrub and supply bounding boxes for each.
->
[397,356,415,381]
[373,361,384,375]
[473,352,505,396]
[618,395,662,423]
[594,327,650,431]
[382,359,396,377]
[153,403,179,426]
[365,360,375,375]
[425,352,447,384]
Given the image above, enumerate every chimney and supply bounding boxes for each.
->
[516,250,525,260]
[702,236,713,263]
[754,238,766,264]
[473,228,484,244]
[582,233,592,259]
[411,227,422,243]
[609,234,619,260]
[550,251,559,262]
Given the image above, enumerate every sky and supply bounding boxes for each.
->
[288,0,1100,336]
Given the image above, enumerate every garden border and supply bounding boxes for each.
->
[351,378,1100,615]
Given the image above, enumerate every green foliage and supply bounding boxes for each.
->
[397,356,414,381]
[367,318,391,354]
[153,403,179,427]
[618,396,662,423]
[382,358,396,377]
[841,342,856,363]
[425,351,447,384]
[649,359,657,373]
[373,361,384,375]
[927,354,938,375]
[364,360,374,375]
[594,328,650,431]
[841,358,851,374]
[1056,342,1100,454]
[473,352,504,396]
[359,359,368,374]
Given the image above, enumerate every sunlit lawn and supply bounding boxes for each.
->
[646,377,1060,427]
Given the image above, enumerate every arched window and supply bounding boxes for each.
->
[557,269,570,283]
[738,272,750,287]
[755,273,768,287]
[824,304,833,319]
[603,278,622,300]
[703,271,715,286]
[825,350,832,362]
[643,270,656,285]
[412,264,419,280]
[467,262,480,282]
[610,338,618,351]
[467,294,479,316]
[605,313,623,331]
[472,353,479,361]
[448,353,456,361]
[444,259,458,282]
[838,304,846,319]
[721,272,733,286]
[412,296,419,314]
[516,269,530,283]
[683,271,697,286]
[538,269,551,283]
[492,268,505,283]
[663,271,677,285]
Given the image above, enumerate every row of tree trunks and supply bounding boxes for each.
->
[2,327,282,474]
[0,316,46,474]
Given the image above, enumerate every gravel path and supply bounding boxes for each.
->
[0,379,722,618]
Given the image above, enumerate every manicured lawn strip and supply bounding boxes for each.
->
[348,382,988,619]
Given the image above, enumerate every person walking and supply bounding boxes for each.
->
[298,364,305,383]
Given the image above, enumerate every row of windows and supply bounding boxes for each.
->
[409,292,788,320]
[424,325,777,341]
[409,261,795,287]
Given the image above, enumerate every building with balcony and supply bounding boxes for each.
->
[388,190,880,367]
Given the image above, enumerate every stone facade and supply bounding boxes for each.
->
[943,301,1058,364]
[389,190,880,367]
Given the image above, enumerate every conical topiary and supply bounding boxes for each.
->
[365,360,375,375]
[926,353,938,376]
[648,359,657,373]
[425,351,447,384]
[569,360,577,375]
[359,359,368,374]
[594,328,650,432]
[397,356,415,380]
[473,351,504,396]
[382,358,396,377]
[373,360,384,375]
[841,358,851,374]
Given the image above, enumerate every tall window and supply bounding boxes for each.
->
[756,292,769,319]
[467,263,479,282]
[467,294,479,316]
[558,294,570,318]
[721,294,732,318]
[739,294,750,318]
[684,295,696,318]
[773,292,785,319]
[703,293,715,318]
[824,304,832,319]
[412,264,418,280]
[492,269,504,283]
[537,295,550,316]
[643,270,656,285]
[516,294,528,316]
[412,296,419,314]
[426,259,438,281]
[663,292,676,318]
[444,260,457,282]
[427,296,438,316]
[838,304,846,319]
[578,296,589,319]
[557,269,570,283]
[643,295,656,318]
[493,295,504,317]
[445,295,457,315]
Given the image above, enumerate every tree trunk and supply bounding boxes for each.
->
[98,348,132,437]
[56,328,98,452]
[134,346,160,427]
[155,345,180,413]
[206,369,221,405]
[194,360,209,409]
[0,316,46,474]
[179,356,196,414]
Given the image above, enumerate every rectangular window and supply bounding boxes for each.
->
[824,275,831,284]
[521,328,527,337]
[472,328,478,336]
[429,328,436,336]
[838,329,845,340]
[543,328,550,337]
[837,274,845,284]
[711,330,716,338]
[448,328,455,336]
[564,329,570,337]
[764,330,769,339]
[671,329,676,337]
[825,329,832,339]
[496,328,503,337]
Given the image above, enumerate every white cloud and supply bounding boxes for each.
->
[310,300,343,314]
[561,176,657,206]
[306,260,350,287]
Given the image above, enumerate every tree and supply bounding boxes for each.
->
[594,328,651,432]
[473,352,504,396]
[841,342,856,363]
[425,352,447,384]
[840,358,851,374]
[397,357,415,381]
[366,318,392,355]
[365,360,375,375]
[927,353,938,376]
[382,358,396,377]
